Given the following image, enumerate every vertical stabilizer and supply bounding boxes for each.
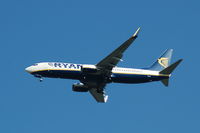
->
[149,49,173,71]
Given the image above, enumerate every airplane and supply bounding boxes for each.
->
[25,27,183,103]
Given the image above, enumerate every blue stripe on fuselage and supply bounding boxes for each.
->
[111,73,168,83]
[31,69,168,84]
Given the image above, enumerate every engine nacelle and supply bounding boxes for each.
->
[81,65,98,73]
[72,83,89,92]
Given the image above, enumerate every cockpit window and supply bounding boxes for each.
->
[32,63,38,66]
[48,63,54,67]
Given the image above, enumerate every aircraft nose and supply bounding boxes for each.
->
[25,66,32,73]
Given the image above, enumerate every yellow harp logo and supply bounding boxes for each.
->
[158,57,169,68]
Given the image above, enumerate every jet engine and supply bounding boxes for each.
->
[72,83,89,92]
[81,65,98,73]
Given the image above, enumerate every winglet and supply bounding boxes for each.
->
[133,27,141,37]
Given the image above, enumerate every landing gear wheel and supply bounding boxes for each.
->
[39,78,43,82]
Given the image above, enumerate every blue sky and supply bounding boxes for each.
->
[0,0,199,133]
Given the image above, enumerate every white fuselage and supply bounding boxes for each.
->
[25,62,168,84]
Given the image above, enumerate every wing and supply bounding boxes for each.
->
[77,28,140,103]
[96,27,140,74]
[88,83,108,103]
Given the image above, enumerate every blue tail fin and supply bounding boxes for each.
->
[149,49,173,71]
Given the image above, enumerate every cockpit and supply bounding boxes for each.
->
[32,63,38,66]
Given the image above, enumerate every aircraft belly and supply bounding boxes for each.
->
[32,70,82,80]
[111,73,167,84]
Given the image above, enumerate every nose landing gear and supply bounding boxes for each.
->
[39,78,43,82]
[34,74,43,82]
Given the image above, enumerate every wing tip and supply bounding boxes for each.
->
[89,89,108,103]
[133,27,141,37]
[97,95,108,103]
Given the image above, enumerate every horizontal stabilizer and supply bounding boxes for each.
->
[160,59,183,87]
[161,78,169,87]
[160,59,183,75]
